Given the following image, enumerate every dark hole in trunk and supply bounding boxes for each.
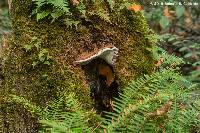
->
[81,58,119,114]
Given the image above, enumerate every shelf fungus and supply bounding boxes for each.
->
[74,46,119,113]
[74,46,119,66]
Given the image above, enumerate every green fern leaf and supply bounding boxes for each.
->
[106,0,114,10]
[47,0,69,12]
[37,12,49,21]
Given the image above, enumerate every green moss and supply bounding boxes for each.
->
[2,24,92,107]
[106,7,155,87]
[1,0,157,132]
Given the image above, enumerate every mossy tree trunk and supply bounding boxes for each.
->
[0,0,156,132]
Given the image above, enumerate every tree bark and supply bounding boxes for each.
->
[0,0,156,132]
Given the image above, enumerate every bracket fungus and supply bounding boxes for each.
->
[74,46,119,66]
[74,46,119,113]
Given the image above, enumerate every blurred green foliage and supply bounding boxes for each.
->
[143,4,200,84]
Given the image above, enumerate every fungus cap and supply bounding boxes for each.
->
[74,46,118,65]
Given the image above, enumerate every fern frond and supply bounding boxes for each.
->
[88,9,111,23]
[36,12,50,21]
[106,0,114,10]
[40,111,92,133]
[35,0,71,21]
[39,93,98,132]
[103,68,199,132]
[46,0,69,12]
[157,47,184,67]
[64,18,80,29]
[166,97,200,132]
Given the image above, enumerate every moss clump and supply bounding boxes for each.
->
[1,0,156,132]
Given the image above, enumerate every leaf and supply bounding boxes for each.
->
[37,12,49,21]
[196,52,200,55]
[36,1,46,8]
[32,61,38,68]
[129,4,142,12]
[34,42,41,50]
[168,36,176,42]
[38,52,44,59]
[176,6,185,18]
[106,0,114,10]
[47,54,52,60]
[42,73,48,78]
[76,2,86,16]
[38,49,48,61]
[24,44,33,52]
[159,16,169,29]
[118,2,131,11]
[51,9,65,19]
[41,49,48,54]
[172,41,182,45]
[179,47,188,52]
[164,6,171,19]
[192,61,200,67]
[32,36,38,42]
[44,61,50,65]
[47,0,70,13]
[97,10,111,23]
[148,100,172,117]
[184,53,193,58]
[64,19,80,29]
